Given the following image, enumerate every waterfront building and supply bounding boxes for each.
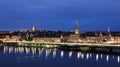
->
[3,35,20,41]
[67,34,81,42]
[33,37,61,43]
[87,36,104,43]
[86,31,120,44]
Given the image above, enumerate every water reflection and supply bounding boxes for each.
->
[118,56,120,63]
[69,51,72,58]
[106,55,109,62]
[86,53,89,60]
[46,49,51,58]
[81,54,84,59]
[101,54,103,59]
[3,46,120,63]
[53,50,56,58]
[77,52,81,59]
[96,54,99,61]
[61,51,64,58]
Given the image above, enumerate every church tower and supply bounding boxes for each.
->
[75,20,79,35]
[67,20,81,42]
[32,25,36,32]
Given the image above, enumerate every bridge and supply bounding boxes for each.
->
[3,41,120,50]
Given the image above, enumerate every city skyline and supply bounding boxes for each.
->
[0,21,116,32]
[1,1,120,67]
[0,0,120,31]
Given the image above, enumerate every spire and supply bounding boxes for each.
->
[76,20,78,25]
[108,27,110,33]
[75,20,79,35]
[76,20,78,29]
[108,26,112,37]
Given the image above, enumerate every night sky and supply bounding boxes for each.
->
[0,0,120,31]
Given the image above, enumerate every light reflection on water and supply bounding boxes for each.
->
[3,46,120,63]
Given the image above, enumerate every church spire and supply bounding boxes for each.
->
[75,20,79,35]
[108,26,110,33]
[108,26,112,37]
[76,20,78,29]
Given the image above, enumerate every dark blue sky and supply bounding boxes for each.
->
[0,0,120,31]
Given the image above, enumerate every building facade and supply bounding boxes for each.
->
[33,37,61,43]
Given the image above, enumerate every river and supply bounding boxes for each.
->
[0,46,120,67]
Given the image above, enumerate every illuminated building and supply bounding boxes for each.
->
[33,37,61,43]
[32,25,36,32]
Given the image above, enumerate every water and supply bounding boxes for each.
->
[0,46,120,67]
